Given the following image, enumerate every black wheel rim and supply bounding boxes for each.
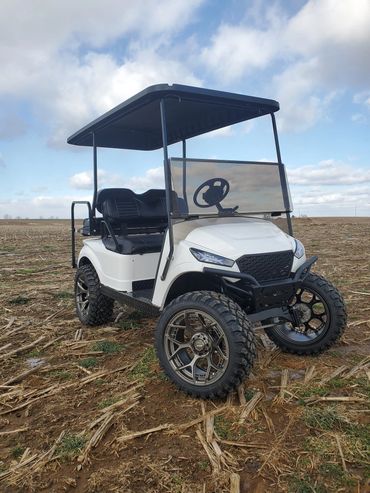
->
[76,276,90,316]
[274,286,330,344]
[164,309,229,386]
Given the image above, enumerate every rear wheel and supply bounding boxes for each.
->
[155,291,256,399]
[75,264,114,326]
[264,273,347,355]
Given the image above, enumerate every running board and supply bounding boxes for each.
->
[100,285,159,316]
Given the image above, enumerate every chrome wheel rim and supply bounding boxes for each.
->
[76,276,90,316]
[275,287,330,343]
[164,309,229,386]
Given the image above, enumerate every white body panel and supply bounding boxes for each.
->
[78,217,306,309]
[78,238,159,292]
[152,217,306,309]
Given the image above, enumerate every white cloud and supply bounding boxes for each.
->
[0,194,90,219]
[288,159,370,186]
[200,0,370,131]
[70,166,164,192]
[0,153,5,168]
[0,0,204,146]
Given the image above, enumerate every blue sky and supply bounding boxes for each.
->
[1,0,370,218]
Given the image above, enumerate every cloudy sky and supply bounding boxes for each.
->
[1,0,370,218]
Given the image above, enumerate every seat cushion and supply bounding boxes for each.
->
[102,232,164,254]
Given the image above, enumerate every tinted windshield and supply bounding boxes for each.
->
[170,158,291,216]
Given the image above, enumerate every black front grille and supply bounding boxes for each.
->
[236,250,293,282]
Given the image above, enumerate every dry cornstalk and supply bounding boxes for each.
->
[230,473,240,493]
[218,439,268,449]
[334,434,347,472]
[348,318,370,327]
[0,343,12,352]
[274,369,289,404]
[238,391,263,424]
[237,384,246,406]
[116,423,172,443]
[262,408,275,434]
[259,348,281,368]
[176,405,229,432]
[0,365,132,416]
[0,427,28,436]
[42,335,64,349]
[0,335,46,361]
[304,365,316,383]
[304,396,365,405]
[205,415,214,443]
[196,428,220,472]
[79,413,115,464]
[344,356,370,379]
[2,362,47,386]
[0,450,38,481]
[319,365,347,385]
[1,317,15,331]
[258,414,295,473]
[74,328,83,340]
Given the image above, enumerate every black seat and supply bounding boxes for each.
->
[96,188,168,254]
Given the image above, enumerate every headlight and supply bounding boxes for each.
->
[294,239,305,259]
[190,248,234,267]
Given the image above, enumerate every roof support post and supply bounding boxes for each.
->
[271,113,293,236]
[92,132,98,217]
[182,139,188,210]
[160,99,174,281]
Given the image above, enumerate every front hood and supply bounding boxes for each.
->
[184,218,294,259]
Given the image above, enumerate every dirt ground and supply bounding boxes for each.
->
[0,218,369,493]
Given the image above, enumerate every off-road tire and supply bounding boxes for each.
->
[155,291,256,399]
[265,273,347,355]
[75,264,114,326]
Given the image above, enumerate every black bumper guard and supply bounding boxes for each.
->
[203,256,318,323]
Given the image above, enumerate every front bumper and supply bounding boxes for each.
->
[203,256,318,323]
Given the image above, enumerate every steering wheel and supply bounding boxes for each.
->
[193,178,230,208]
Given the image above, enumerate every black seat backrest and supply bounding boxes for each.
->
[96,188,168,231]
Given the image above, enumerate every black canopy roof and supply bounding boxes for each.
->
[67,84,279,151]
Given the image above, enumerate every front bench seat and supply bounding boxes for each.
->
[96,188,167,255]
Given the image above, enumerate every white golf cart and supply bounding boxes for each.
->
[68,84,347,398]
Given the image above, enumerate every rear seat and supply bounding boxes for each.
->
[96,188,168,254]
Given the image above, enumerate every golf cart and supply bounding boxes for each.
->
[68,84,347,398]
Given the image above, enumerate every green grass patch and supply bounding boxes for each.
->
[97,396,120,409]
[79,357,98,369]
[244,389,255,401]
[94,378,104,386]
[198,460,209,471]
[57,433,86,459]
[326,378,346,390]
[297,385,328,404]
[214,415,241,440]
[49,370,72,380]
[16,268,38,274]
[92,340,123,354]
[43,245,55,251]
[9,295,30,305]
[304,406,344,431]
[319,463,356,489]
[288,475,326,493]
[130,346,157,381]
[118,318,141,330]
[54,291,74,300]
[354,377,370,399]
[26,349,42,358]
[11,445,25,460]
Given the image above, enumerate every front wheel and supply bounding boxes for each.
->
[155,291,256,399]
[264,273,347,355]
